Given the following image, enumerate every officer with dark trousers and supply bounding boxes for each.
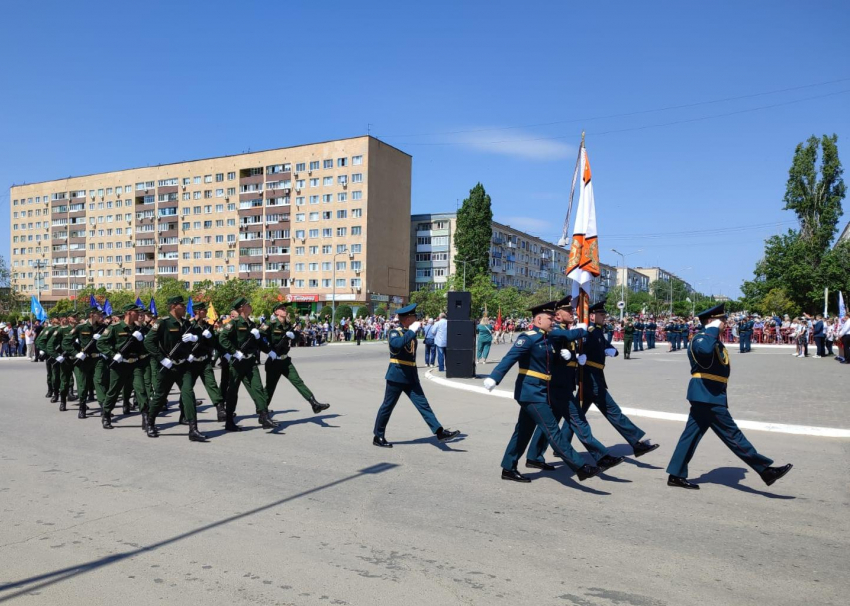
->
[646,318,657,349]
[45,312,66,404]
[581,301,660,458]
[66,306,104,419]
[97,304,148,429]
[634,318,644,351]
[53,312,77,411]
[187,301,227,423]
[372,303,459,448]
[667,303,793,489]
[484,301,601,483]
[525,296,624,472]
[35,313,59,399]
[263,303,330,414]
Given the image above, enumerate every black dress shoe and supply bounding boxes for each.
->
[215,404,227,422]
[258,411,278,429]
[309,396,330,414]
[188,421,208,443]
[102,414,113,430]
[78,404,87,419]
[50,394,59,404]
[436,428,460,442]
[633,440,660,458]
[525,459,556,471]
[373,436,393,448]
[575,464,600,481]
[141,414,149,432]
[59,397,67,412]
[667,475,700,489]
[597,455,625,470]
[760,464,793,486]
[501,468,531,483]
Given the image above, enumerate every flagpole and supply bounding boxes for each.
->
[559,132,585,247]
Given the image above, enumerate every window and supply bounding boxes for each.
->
[308,229,319,238]
[322,159,332,169]
[296,213,305,222]
[322,228,332,237]
[228,171,236,180]
[204,175,212,183]
[216,189,224,197]
[352,155,363,165]
[352,208,362,218]
[350,278,361,288]
[351,226,362,235]
[296,179,305,189]
[352,191,362,200]
[337,157,347,167]
[337,192,347,202]
[322,194,332,203]
[295,230,305,239]
[336,244,347,253]
[337,175,348,186]
[351,261,362,271]
[351,173,363,183]
[308,263,318,271]
[294,263,305,272]
[336,261,346,271]
[216,173,224,182]
[309,195,319,204]
[351,244,361,253]
[309,212,319,221]
[310,178,319,187]
[323,176,333,186]
[309,161,320,171]
[322,245,332,254]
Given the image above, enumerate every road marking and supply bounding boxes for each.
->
[424,370,850,439]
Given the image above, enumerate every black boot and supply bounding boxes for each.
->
[68,391,78,402]
[224,415,242,432]
[122,402,131,416]
[436,427,460,442]
[78,403,87,419]
[178,410,189,425]
[59,396,67,412]
[131,400,138,411]
[146,416,159,438]
[50,393,59,404]
[309,396,330,414]
[45,389,53,398]
[258,410,278,429]
[102,413,113,429]
[188,421,208,442]
[373,436,392,448]
[141,413,149,432]
[215,403,227,422]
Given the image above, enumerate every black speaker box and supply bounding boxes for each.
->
[447,320,475,349]
[447,291,472,321]
[445,349,476,378]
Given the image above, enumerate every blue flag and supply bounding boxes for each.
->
[135,296,144,309]
[840,291,846,319]
[30,296,48,322]
[103,299,113,316]
[90,294,102,312]
[187,296,194,317]
[149,297,157,317]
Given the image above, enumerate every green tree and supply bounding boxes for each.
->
[0,254,22,315]
[205,277,258,318]
[374,306,387,318]
[759,288,797,317]
[409,284,447,319]
[250,287,284,318]
[355,306,370,319]
[454,183,493,285]
[494,286,526,318]
[318,305,333,321]
[335,304,353,322]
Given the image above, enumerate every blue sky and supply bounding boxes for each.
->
[2,0,849,298]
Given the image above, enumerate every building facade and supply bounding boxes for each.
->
[410,213,570,294]
[633,267,693,293]
[10,136,411,314]
[614,267,651,295]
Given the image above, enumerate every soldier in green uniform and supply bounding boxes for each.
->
[218,297,278,431]
[144,295,207,441]
[91,311,111,410]
[45,311,68,404]
[262,303,330,415]
[97,304,148,429]
[65,308,101,418]
[623,317,634,359]
[187,301,227,424]
[51,311,77,411]
[667,303,793,489]
[633,318,644,351]
[214,319,231,421]
[36,312,60,399]
[135,308,157,410]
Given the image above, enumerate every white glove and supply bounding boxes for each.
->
[575,323,588,331]
[234,350,245,361]
[604,347,618,357]
[223,353,232,362]
[132,331,143,341]
[187,354,195,363]
[39,350,45,355]
[182,333,198,343]
[56,355,66,363]
[202,329,212,339]
[92,333,101,341]
[113,353,123,363]
[483,378,496,391]
[577,354,587,366]
[250,328,261,339]
[75,352,86,361]
[160,357,173,369]
[267,351,278,361]
[409,321,421,333]
[285,331,295,340]
[560,349,572,361]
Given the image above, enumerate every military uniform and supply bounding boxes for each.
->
[35,318,59,398]
[45,318,66,402]
[188,305,226,421]
[667,303,792,489]
[97,306,149,428]
[646,320,657,349]
[65,309,103,418]
[634,320,644,351]
[623,321,634,359]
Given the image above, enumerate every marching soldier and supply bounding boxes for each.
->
[187,301,227,424]
[218,297,278,431]
[52,311,77,411]
[372,303,459,448]
[623,317,634,359]
[525,296,624,472]
[36,312,60,400]
[144,295,207,441]
[484,301,600,483]
[665,318,675,352]
[667,303,793,489]
[263,303,330,415]
[64,308,103,418]
[97,304,148,430]
[634,317,644,351]
[646,317,657,349]
[581,301,660,458]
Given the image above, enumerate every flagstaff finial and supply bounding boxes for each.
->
[581,131,585,146]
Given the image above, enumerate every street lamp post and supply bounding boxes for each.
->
[456,257,485,290]
[610,248,642,320]
[669,267,692,315]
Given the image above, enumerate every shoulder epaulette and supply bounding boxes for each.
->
[524,330,536,335]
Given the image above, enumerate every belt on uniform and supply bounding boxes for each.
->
[139,353,149,359]
[566,361,578,368]
[518,368,551,381]
[389,358,417,367]
[124,357,139,363]
[585,361,605,370]
[192,355,209,362]
[691,372,728,384]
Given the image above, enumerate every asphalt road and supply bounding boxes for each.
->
[0,340,847,606]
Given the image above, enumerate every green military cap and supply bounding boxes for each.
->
[193,301,208,312]
[273,302,287,312]
[166,295,185,306]
[231,296,248,311]
[121,303,142,313]
[88,306,102,315]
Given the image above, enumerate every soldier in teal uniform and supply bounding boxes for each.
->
[372,303,459,447]
[667,303,793,489]
[581,301,660,458]
[646,318,657,349]
[484,301,601,483]
[633,318,644,351]
[525,296,623,472]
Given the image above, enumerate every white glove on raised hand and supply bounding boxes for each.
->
[113,353,123,363]
[604,347,618,357]
[408,321,421,333]
[182,333,198,343]
[92,333,101,340]
[132,330,143,341]
[560,349,572,361]
[202,329,212,339]
[575,323,588,331]
[234,350,245,361]
[187,354,195,363]
[160,357,173,369]
[483,377,497,391]
[75,352,86,361]
[267,351,278,361]
[285,331,295,340]
[56,355,65,363]
[577,354,587,366]
[250,328,261,339]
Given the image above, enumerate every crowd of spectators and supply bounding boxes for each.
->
[0,320,42,359]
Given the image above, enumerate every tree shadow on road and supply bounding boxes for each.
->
[692,467,796,499]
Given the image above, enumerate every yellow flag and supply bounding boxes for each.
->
[207,302,219,322]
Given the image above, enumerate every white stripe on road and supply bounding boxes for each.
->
[424,370,850,438]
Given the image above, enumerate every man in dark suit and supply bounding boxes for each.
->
[812,314,826,358]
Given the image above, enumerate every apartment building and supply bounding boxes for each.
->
[9,136,412,314]
[410,213,570,293]
[614,267,651,295]
[634,267,694,293]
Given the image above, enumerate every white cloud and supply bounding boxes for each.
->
[453,129,575,161]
